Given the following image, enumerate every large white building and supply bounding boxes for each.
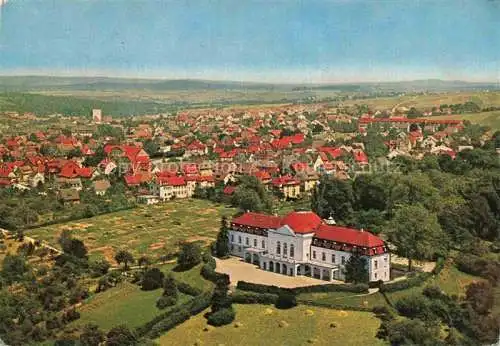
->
[229,211,390,282]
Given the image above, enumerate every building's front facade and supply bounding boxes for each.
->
[229,211,390,282]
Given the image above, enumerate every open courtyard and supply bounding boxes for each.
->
[215,257,337,288]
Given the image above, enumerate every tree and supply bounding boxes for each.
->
[231,175,273,212]
[157,274,178,309]
[1,254,30,284]
[311,176,354,223]
[344,253,369,283]
[386,204,448,271]
[80,324,105,346]
[215,217,230,258]
[465,281,494,315]
[207,273,235,326]
[58,230,88,259]
[275,290,297,309]
[114,250,134,270]
[137,256,151,271]
[105,325,137,346]
[141,268,164,291]
[177,242,202,270]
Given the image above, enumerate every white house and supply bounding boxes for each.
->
[229,211,390,282]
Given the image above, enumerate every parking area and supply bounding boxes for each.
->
[215,256,342,288]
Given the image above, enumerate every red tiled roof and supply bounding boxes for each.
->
[232,212,282,229]
[223,185,236,195]
[271,175,300,186]
[158,176,186,186]
[315,224,384,248]
[280,211,323,233]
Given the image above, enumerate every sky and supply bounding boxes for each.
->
[0,0,499,83]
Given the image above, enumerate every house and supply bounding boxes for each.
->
[59,188,80,206]
[55,177,83,191]
[93,179,111,196]
[151,176,193,200]
[229,211,390,282]
[271,175,301,199]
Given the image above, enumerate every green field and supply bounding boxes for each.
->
[27,199,236,264]
[157,304,386,346]
[160,263,215,292]
[74,281,191,330]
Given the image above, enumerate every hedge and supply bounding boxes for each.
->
[176,281,203,296]
[207,307,235,326]
[380,273,432,293]
[147,308,191,339]
[236,281,369,295]
[380,257,445,293]
[136,292,213,338]
[231,291,278,305]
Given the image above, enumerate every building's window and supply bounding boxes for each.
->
[375,273,378,279]
[341,256,345,265]
[313,251,316,259]
[246,237,249,246]
[231,234,234,242]
[276,241,281,255]
[374,260,378,269]
[331,254,335,263]
[238,246,242,252]
[254,239,257,247]
[283,243,288,256]
[322,252,326,261]
[230,244,234,251]
[238,236,242,244]
[262,240,265,249]
[290,244,295,258]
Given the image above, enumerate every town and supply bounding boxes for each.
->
[0,88,499,346]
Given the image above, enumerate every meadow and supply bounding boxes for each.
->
[27,199,236,264]
[157,304,385,346]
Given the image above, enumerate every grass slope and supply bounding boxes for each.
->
[28,199,236,263]
[74,281,191,331]
[157,304,385,346]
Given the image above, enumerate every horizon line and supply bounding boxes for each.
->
[0,73,499,86]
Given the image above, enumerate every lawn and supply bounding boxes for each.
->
[157,304,386,346]
[160,263,214,292]
[27,199,236,264]
[73,281,191,331]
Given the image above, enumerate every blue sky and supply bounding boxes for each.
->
[0,0,499,83]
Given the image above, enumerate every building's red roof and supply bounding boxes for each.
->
[281,211,323,233]
[315,224,385,248]
[223,185,236,195]
[232,212,282,229]
[158,176,186,186]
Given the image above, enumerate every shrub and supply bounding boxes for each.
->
[372,305,395,321]
[176,281,202,296]
[231,291,278,305]
[156,296,177,309]
[142,268,165,291]
[207,307,235,326]
[423,285,445,299]
[456,254,500,284]
[275,290,297,309]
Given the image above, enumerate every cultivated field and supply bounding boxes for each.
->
[424,111,500,131]
[27,199,236,264]
[343,91,500,111]
[157,304,385,346]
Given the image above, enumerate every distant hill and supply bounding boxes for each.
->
[0,76,498,93]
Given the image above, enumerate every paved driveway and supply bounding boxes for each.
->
[215,257,341,288]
